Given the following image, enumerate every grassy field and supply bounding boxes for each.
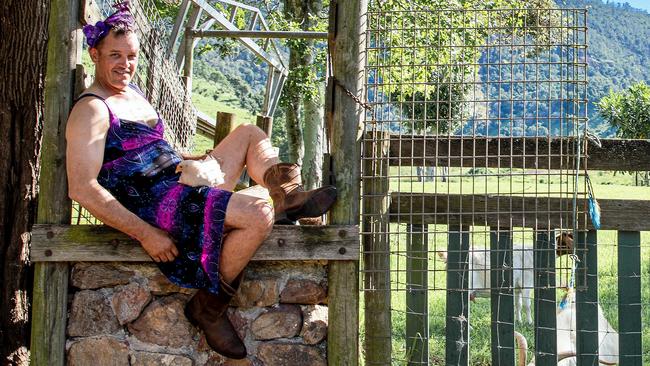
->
[360,170,650,365]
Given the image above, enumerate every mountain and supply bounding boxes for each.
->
[560,0,650,136]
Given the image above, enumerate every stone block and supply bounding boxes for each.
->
[232,278,279,308]
[280,279,327,304]
[128,294,196,348]
[71,263,134,289]
[251,304,302,340]
[67,337,128,366]
[256,342,326,366]
[129,351,193,366]
[68,290,121,337]
[300,305,328,345]
[111,282,152,325]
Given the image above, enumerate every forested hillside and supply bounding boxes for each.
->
[561,0,650,135]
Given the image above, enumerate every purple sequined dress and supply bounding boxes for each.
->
[78,88,232,295]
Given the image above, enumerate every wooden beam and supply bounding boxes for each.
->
[80,0,102,25]
[31,0,81,364]
[534,230,557,366]
[30,224,359,262]
[191,30,329,39]
[327,0,366,364]
[406,224,429,365]
[490,229,515,366]
[617,231,643,366]
[383,134,650,172]
[389,192,650,231]
[214,112,237,147]
[576,231,599,365]
[445,225,470,365]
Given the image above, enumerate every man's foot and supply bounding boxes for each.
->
[263,163,337,224]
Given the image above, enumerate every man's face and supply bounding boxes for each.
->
[90,31,139,91]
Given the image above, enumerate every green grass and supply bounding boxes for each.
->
[361,170,650,365]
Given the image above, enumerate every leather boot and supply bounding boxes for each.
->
[263,163,337,223]
[184,274,246,359]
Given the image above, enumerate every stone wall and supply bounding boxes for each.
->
[65,261,329,366]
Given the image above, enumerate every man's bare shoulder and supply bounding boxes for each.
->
[67,96,110,136]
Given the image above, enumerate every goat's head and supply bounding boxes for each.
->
[555,231,574,257]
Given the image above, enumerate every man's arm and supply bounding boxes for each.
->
[66,98,178,262]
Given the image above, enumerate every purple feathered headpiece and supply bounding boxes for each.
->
[83,1,135,48]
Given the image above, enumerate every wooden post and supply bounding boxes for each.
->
[576,230,599,365]
[182,25,194,95]
[490,228,514,366]
[534,230,557,366]
[213,112,236,147]
[31,0,80,364]
[256,115,273,137]
[327,0,366,364]
[618,231,642,366]
[446,225,470,365]
[406,224,428,365]
[362,131,391,365]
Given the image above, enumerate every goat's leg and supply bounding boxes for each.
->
[523,289,533,324]
[515,289,523,323]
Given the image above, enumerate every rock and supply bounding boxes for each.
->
[280,279,327,304]
[257,343,326,366]
[127,294,196,348]
[147,272,185,295]
[206,354,253,366]
[67,290,121,337]
[251,305,302,340]
[129,351,193,366]
[71,263,134,289]
[232,278,279,307]
[67,337,128,366]
[111,282,152,325]
[227,308,250,341]
[300,305,328,344]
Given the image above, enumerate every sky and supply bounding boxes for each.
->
[612,0,650,12]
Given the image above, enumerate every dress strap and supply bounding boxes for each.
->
[75,93,118,126]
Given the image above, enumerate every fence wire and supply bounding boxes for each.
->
[361,6,596,365]
[72,0,197,225]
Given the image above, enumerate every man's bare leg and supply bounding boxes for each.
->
[207,124,277,283]
[208,124,279,191]
[219,193,274,283]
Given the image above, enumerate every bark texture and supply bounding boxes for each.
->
[0,0,50,364]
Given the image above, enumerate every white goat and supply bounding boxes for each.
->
[438,232,574,324]
[514,289,619,366]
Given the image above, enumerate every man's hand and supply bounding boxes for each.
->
[139,226,179,262]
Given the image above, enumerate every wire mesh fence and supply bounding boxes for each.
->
[72,0,197,225]
[358,5,619,365]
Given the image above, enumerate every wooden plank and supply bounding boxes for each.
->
[362,132,392,365]
[32,0,80,364]
[406,224,428,366]
[30,263,69,366]
[214,111,237,147]
[80,0,102,25]
[166,0,191,58]
[30,224,359,262]
[445,225,470,366]
[618,231,642,366]
[256,115,273,137]
[534,230,557,366]
[327,0,366,364]
[576,230,599,365]
[389,192,650,231]
[490,229,515,366]
[383,134,650,172]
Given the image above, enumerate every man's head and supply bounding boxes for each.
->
[83,2,138,91]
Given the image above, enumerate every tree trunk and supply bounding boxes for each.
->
[303,84,324,189]
[0,1,50,364]
[282,0,306,166]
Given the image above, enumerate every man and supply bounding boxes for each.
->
[66,3,336,359]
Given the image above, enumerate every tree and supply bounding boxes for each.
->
[0,1,50,364]
[597,81,650,139]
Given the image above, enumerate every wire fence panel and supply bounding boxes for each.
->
[361,6,594,365]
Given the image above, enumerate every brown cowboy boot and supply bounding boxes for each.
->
[263,163,337,224]
[184,274,246,359]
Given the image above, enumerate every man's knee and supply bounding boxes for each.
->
[234,123,265,139]
[248,199,274,236]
